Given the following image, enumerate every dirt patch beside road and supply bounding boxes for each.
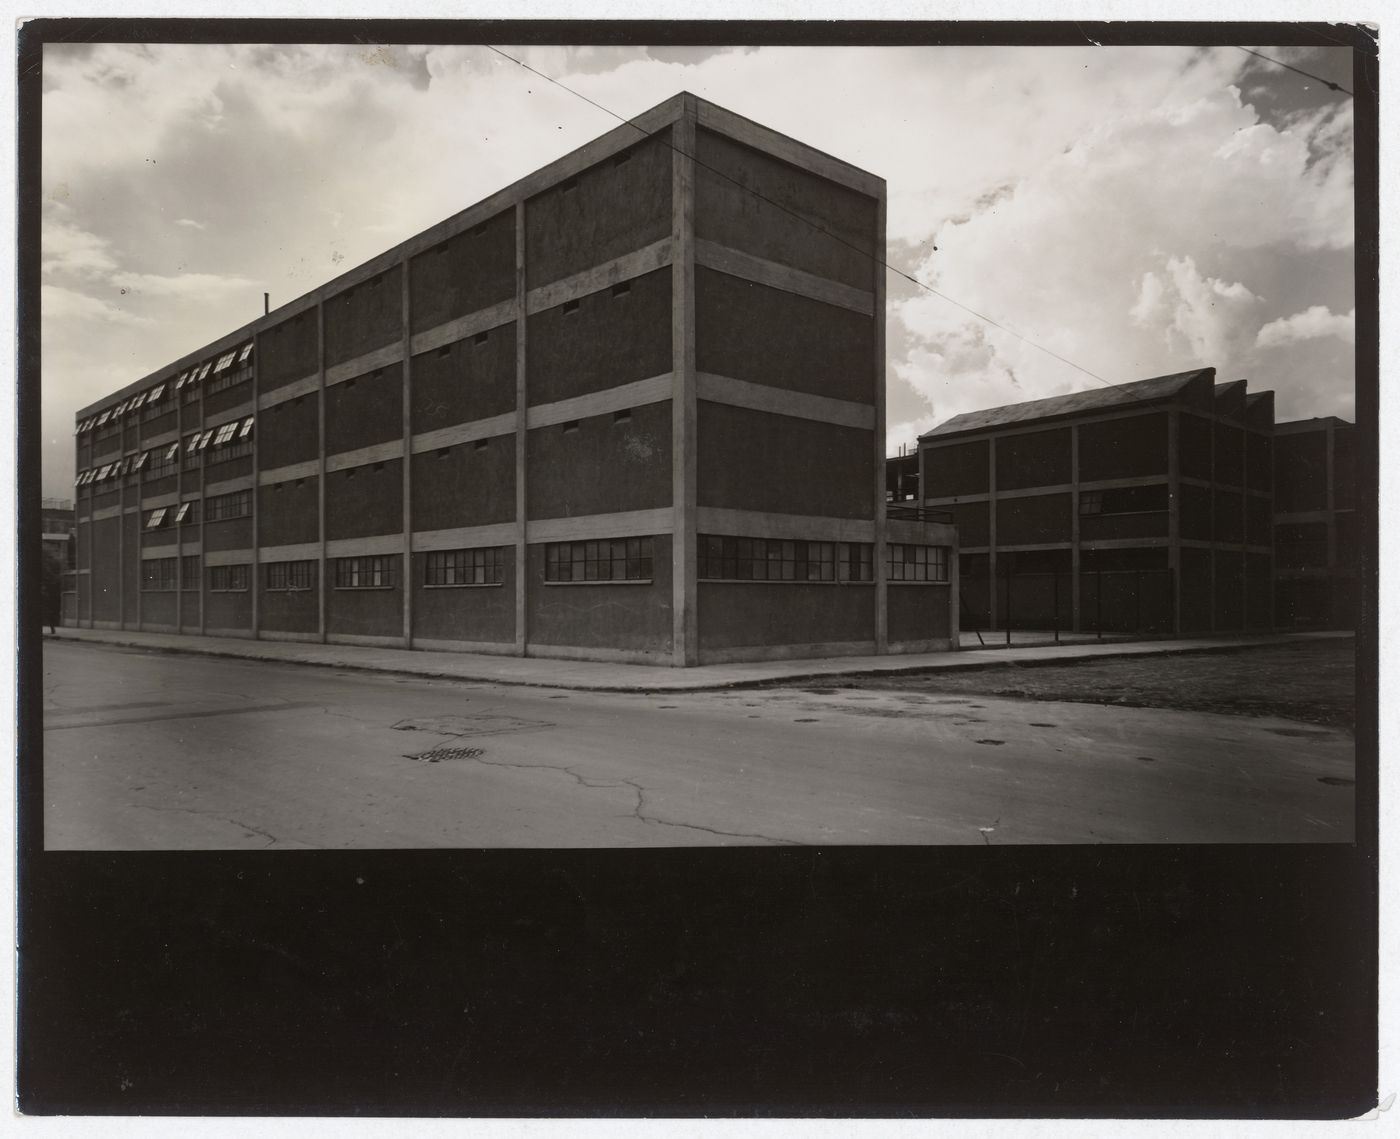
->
[807,639,1357,732]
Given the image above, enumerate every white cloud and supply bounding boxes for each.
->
[41,284,153,327]
[1256,305,1356,350]
[109,271,256,299]
[174,218,206,230]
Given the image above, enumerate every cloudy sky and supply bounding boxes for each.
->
[39,39,1356,498]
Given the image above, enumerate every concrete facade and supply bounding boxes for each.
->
[918,370,1275,636]
[1273,416,1357,629]
[70,92,956,666]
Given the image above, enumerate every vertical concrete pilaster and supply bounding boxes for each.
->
[873,188,888,655]
[514,201,529,657]
[1167,408,1181,635]
[671,100,698,666]
[987,437,998,631]
[401,259,414,648]
[1070,423,1080,633]
[198,380,207,636]
[316,303,328,643]
[251,339,261,639]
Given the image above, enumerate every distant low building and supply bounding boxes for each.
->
[1273,417,1356,629]
[41,496,76,569]
[918,369,1276,636]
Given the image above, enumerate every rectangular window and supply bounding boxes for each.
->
[213,350,237,372]
[209,564,251,592]
[212,421,239,446]
[182,433,202,469]
[237,344,254,364]
[697,536,851,582]
[205,490,252,521]
[840,542,874,582]
[146,446,177,479]
[141,557,178,591]
[181,555,201,590]
[425,547,504,587]
[173,500,199,526]
[544,537,654,583]
[144,507,167,530]
[265,560,316,590]
[1080,484,1168,516]
[334,555,397,589]
[886,543,950,583]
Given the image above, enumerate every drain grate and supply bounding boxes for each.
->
[405,745,486,763]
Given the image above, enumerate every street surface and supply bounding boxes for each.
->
[42,640,1355,849]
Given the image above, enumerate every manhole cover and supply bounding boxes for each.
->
[405,746,486,763]
[392,714,553,738]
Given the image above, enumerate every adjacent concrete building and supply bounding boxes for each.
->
[1273,416,1357,629]
[918,369,1276,635]
[70,92,956,666]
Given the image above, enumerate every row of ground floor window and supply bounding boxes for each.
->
[137,537,950,593]
[955,545,1324,635]
[74,535,956,664]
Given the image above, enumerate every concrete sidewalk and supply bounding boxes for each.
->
[43,625,1348,693]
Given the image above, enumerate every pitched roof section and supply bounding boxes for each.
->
[920,369,1214,440]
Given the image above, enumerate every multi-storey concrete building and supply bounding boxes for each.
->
[70,92,956,666]
[1273,416,1357,629]
[918,369,1275,635]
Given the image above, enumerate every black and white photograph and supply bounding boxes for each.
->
[39,33,1364,850]
[16,14,1380,1122]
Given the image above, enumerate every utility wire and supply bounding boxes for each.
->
[485,44,1116,389]
[1234,46,1354,97]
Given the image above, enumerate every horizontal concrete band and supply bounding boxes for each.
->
[142,429,179,449]
[259,541,321,562]
[258,460,321,486]
[694,98,884,199]
[140,491,180,510]
[412,522,518,552]
[525,238,673,315]
[139,544,180,561]
[204,548,254,567]
[409,297,518,357]
[526,507,675,543]
[695,372,874,431]
[258,374,320,410]
[205,474,254,497]
[325,534,403,558]
[207,400,254,424]
[694,240,874,316]
[695,506,876,543]
[325,440,406,474]
[326,342,406,389]
[526,374,672,429]
[409,413,517,455]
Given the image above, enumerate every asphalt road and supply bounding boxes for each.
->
[40,640,1355,849]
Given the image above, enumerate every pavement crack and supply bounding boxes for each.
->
[132,803,280,848]
[458,752,798,845]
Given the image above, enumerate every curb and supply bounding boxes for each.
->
[44,630,1344,695]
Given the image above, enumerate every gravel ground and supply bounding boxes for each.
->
[807,639,1358,732]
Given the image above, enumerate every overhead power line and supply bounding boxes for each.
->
[1234,46,1354,97]
[485,44,1116,390]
